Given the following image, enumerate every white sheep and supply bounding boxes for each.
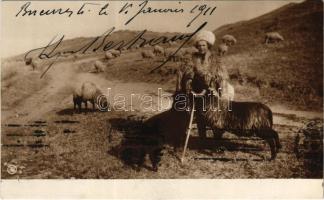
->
[73,82,108,112]
[218,43,228,56]
[105,52,114,60]
[168,41,178,46]
[109,49,121,57]
[141,50,155,59]
[153,45,165,56]
[222,34,237,46]
[265,32,284,44]
[93,60,105,73]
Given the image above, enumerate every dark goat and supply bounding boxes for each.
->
[188,73,282,160]
[109,117,165,172]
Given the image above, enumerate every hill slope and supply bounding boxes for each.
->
[2,0,323,110]
[213,0,323,109]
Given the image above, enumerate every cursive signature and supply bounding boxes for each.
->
[25,21,207,78]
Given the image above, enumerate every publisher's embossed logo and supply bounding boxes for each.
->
[4,162,17,175]
[4,162,25,175]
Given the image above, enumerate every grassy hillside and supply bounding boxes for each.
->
[3,0,323,110]
[213,0,323,109]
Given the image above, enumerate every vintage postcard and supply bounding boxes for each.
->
[1,0,323,198]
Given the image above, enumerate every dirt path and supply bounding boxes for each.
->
[2,55,322,126]
[2,59,173,124]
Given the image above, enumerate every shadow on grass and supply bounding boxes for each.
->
[56,108,75,115]
[177,136,271,161]
[107,115,164,172]
[56,108,107,116]
[193,157,265,162]
[106,108,192,171]
[106,109,272,172]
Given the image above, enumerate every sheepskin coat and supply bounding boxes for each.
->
[176,51,232,100]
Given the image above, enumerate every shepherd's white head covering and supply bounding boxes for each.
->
[194,30,215,46]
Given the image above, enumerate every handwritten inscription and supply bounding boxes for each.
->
[15,1,216,27]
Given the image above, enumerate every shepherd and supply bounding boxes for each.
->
[175,30,235,160]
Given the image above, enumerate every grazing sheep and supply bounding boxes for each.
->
[265,32,284,44]
[187,74,281,160]
[153,45,165,56]
[109,49,121,57]
[164,48,184,62]
[222,34,237,46]
[93,60,105,73]
[25,57,38,70]
[218,43,228,56]
[168,41,178,46]
[105,52,114,60]
[141,50,155,59]
[73,82,108,112]
[73,87,82,110]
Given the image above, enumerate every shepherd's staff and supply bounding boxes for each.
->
[181,89,208,163]
[181,97,195,163]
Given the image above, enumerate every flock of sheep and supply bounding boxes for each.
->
[24,31,284,72]
[22,30,286,126]
[138,43,197,62]
[217,31,284,56]
[25,30,286,125]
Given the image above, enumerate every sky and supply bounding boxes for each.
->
[1,0,302,58]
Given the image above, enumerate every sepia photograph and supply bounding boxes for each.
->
[1,0,323,198]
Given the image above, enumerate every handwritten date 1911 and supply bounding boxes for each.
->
[188,4,217,27]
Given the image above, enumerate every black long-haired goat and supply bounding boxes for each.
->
[188,72,282,160]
